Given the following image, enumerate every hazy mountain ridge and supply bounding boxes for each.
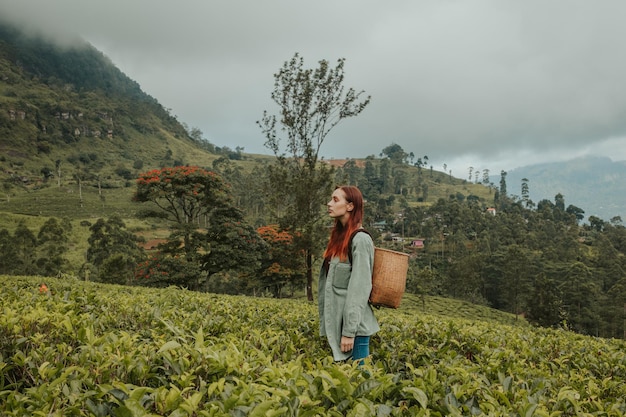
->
[0,23,150,101]
[506,156,626,222]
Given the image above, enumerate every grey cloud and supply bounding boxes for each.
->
[2,0,626,174]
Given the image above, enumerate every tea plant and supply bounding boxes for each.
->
[0,275,625,416]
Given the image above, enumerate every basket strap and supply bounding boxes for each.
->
[348,228,372,268]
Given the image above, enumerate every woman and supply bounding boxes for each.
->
[318,185,379,361]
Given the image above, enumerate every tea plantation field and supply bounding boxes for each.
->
[1,275,625,416]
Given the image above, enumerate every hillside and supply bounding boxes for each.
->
[505,156,626,222]
[0,22,496,219]
[0,19,498,285]
[0,21,217,192]
[0,20,515,219]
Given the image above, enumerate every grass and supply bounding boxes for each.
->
[1,183,140,219]
[0,194,166,274]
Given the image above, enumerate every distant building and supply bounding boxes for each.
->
[411,239,425,248]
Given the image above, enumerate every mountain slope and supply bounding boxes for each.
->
[505,156,626,222]
[0,22,216,189]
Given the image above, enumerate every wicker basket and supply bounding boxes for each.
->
[369,247,410,309]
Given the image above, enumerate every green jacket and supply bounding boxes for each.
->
[318,231,380,361]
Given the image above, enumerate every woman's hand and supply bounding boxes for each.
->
[340,336,354,352]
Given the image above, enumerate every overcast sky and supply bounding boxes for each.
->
[3,0,626,176]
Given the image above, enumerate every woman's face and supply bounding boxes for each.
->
[327,188,353,225]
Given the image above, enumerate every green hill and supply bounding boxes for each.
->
[0,21,218,192]
[0,19,495,218]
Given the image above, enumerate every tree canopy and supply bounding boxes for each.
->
[258,53,371,301]
[133,166,265,290]
[86,216,144,284]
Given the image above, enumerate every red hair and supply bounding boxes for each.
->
[323,186,364,261]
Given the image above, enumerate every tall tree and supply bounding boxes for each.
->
[554,193,566,214]
[482,168,490,186]
[381,143,408,164]
[258,53,371,301]
[379,158,392,193]
[134,166,264,290]
[526,272,564,328]
[339,159,363,187]
[566,204,585,224]
[36,217,70,276]
[134,166,232,258]
[363,159,379,195]
[521,177,531,208]
[560,261,599,334]
[199,205,267,289]
[0,228,18,274]
[499,170,507,198]
[86,216,144,284]
[14,222,37,275]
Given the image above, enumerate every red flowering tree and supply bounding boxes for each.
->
[134,166,266,290]
[135,166,230,254]
[257,224,306,297]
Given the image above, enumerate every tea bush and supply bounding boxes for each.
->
[0,275,625,416]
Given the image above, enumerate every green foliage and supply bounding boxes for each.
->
[86,216,145,284]
[134,254,206,289]
[402,193,626,339]
[0,21,217,192]
[134,166,266,290]
[1,276,625,416]
[258,53,370,301]
[381,143,409,164]
[35,218,71,276]
[200,207,267,281]
[0,219,71,276]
